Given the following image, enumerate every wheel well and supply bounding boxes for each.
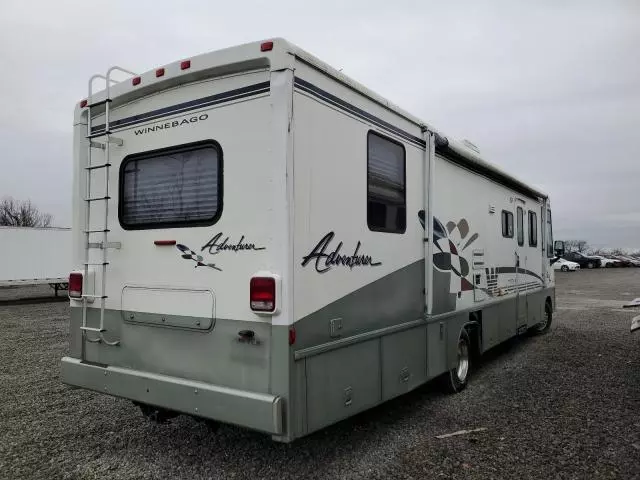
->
[466,311,482,357]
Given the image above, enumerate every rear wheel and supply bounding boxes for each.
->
[530,301,553,335]
[444,329,471,393]
[587,262,595,269]
[561,265,569,272]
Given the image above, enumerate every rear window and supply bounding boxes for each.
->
[119,140,222,229]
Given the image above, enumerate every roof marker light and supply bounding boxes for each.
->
[155,68,165,77]
[260,41,274,52]
[180,60,191,70]
[132,76,141,86]
[80,99,88,108]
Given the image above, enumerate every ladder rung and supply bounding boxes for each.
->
[85,196,111,202]
[80,326,106,333]
[87,98,112,108]
[83,262,109,266]
[84,229,110,233]
[82,294,108,299]
[86,162,112,170]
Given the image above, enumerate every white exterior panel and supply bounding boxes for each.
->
[72,69,288,323]
[292,62,425,321]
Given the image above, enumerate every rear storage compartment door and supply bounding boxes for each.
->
[82,70,277,394]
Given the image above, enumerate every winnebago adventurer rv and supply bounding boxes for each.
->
[61,39,556,442]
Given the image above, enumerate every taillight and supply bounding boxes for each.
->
[250,277,275,312]
[69,272,83,299]
[260,41,274,52]
[288,326,296,346]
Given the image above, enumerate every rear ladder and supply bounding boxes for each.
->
[80,67,136,352]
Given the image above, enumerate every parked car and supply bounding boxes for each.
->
[553,258,580,272]
[563,252,602,269]
[593,255,621,268]
[609,255,634,267]
[619,255,640,267]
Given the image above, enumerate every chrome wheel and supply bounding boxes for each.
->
[532,302,553,334]
[456,338,470,382]
[444,328,472,393]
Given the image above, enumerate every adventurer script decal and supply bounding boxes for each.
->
[201,233,266,255]
[175,233,266,272]
[301,232,382,273]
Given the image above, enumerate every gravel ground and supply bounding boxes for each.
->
[0,284,67,303]
[0,270,639,479]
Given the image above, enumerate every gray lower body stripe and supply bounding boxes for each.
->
[294,318,424,361]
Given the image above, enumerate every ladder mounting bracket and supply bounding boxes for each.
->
[88,241,122,250]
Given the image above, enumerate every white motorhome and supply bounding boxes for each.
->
[61,39,556,442]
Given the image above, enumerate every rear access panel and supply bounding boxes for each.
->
[122,285,214,330]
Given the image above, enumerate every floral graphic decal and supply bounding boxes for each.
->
[418,211,479,295]
[176,243,222,271]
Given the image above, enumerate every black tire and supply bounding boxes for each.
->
[443,328,471,393]
[587,262,594,269]
[561,265,569,272]
[530,301,553,335]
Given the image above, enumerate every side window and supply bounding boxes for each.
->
[528,210,537,247]
[516,207,524,246]
[546,209,554,257]
[367,131,406,233]
[501,210,514,238]
[119,140,222,230]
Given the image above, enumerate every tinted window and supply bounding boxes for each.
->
[367,131,406,233]
[517,207,524,246]
[502,210,514,238]
[528,210,537,247]
[119,141,222,229]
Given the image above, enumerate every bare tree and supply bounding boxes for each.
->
[565,240,589,253]
[0,197,53,227]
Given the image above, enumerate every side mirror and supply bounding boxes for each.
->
[554,240,565,257]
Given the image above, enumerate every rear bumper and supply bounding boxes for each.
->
[60,356,283,434]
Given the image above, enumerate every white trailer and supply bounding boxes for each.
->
[0,226,71,294]
[61,39,556,442]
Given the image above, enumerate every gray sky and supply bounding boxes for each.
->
[1,0,638,249]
